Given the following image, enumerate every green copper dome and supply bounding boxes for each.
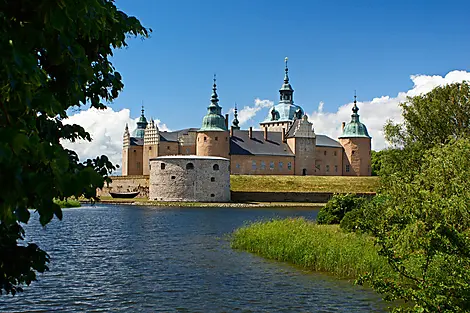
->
[338,99,371,139]
[132,106,148,138]
[261,57,304,124]
[200,77,228,132]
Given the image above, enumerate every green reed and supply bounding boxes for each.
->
[231,218,394,279]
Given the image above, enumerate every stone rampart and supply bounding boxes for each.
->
[231,191,375,203]
[97,175,149,198]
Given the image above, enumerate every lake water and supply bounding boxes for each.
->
[0,204,386,312]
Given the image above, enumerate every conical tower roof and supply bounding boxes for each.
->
[339,93,371,139]
[199,75,228,132]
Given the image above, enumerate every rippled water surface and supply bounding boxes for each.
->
[0,204,386,312]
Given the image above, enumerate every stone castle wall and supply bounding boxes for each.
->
[97,175,149,198]
[149,156,230,202]
[339,137,371,176]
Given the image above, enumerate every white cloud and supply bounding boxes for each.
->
[229,98,273,126]
[61,107,169,171]
[307,70,470,151]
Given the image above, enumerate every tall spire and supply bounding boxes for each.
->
[200,75,227,131]
[232,102,240,129]
[350,91,360,123]
[210,74,219,105]
[141,105,145,116]
[338,91,371,139]
[279,57,294,103]
[284,57,289,83]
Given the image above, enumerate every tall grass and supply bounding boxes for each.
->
[231,218,394,279]
[53,198,81,208]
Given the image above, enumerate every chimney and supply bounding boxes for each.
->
[225,114,229,129]
[230,126,234,137]
[282,128,286,143]
[341,122,346,132]
[249,127,253,139]
[264,127,268,141]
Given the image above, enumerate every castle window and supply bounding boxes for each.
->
[215,136,218,141]
[252,161,257,170]
[213,164,219,171]
[161,163,166,170]
[186,163,194,170]
[335,165,338,173]
[287,162,292,170]
[346,165,350,172]
[226,137,228,141]
[279,162,283,169]
[270,161,274,170]
[210,194,215,197]
[334,151,337,156]
[171,176,176,179]
[326,165,330,172]
[204,137,207,142]
[133,150,136,152]
[324,151,327,156]
[211,177,215,182]
[352,150,355,155]
[185,148,190,154]
[167,146,170,150]
[149,146,152,150]
[236,163,240,169]
[261,161,266,170]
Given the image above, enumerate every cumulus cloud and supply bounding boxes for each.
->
[307,70,470,151]
[61,107,169,171]
[229,98,273,126]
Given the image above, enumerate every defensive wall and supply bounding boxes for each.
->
[99,175,375,203]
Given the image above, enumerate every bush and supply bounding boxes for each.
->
[317,194,366,225]
[340,195,389,233]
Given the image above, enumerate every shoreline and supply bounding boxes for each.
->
[82,198,325,208]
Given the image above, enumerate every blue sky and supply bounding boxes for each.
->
[106,0,469,129]
[65,0,470,165]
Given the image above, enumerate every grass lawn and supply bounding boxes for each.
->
[230,175,379,193]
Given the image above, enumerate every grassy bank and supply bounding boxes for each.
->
[230,175,379,193]
[231,218,393,279]
[54,198,81,208]
[93,197,325,208]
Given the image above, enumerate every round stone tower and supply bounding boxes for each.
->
[196,76,230,158]
[338,94,371,176]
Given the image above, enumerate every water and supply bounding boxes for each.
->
[0,204,386,312]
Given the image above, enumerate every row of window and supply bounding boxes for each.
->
[234,161,351,173]
[160,163,220,171]
[198,137,229,142]
[239,161,293,171]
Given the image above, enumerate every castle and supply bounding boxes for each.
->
[122,58,372,177]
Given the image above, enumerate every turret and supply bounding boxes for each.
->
[122,123,131,175]
[196,75,230,158]
[285,115,316,175]
[143,119,159,175]
[338,93,372,176]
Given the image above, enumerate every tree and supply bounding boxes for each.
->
[0,0,149,295]
[358,82,470,312]
[360,139,470,312]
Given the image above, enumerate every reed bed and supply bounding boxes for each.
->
[54,198,81,208]
[231,218,394,279]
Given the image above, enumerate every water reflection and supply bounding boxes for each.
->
[0,205,385,312]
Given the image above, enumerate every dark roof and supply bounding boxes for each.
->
[316,134,342,148]
[160,128,198,142]
[230,130,294,156]
[285,119,299,138]
[130,137,143,146]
